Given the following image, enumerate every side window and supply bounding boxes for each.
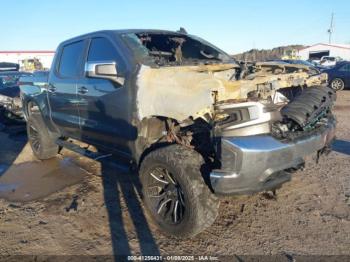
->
[58,41,85,78]
[87,37,125,74]
[340,64,350,72]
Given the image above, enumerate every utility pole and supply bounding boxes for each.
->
[327,13,334,44]
[252,41,256,61]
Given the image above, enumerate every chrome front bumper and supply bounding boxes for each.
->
[210,118,336,195]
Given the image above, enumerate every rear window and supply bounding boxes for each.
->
[58,40,85,78]
[323,57,335,62]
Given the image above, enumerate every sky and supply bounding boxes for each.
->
[1,0,350,54]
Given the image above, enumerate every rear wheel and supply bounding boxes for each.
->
[330,78,345,91]
[140,144,219,238]
[27,114,58,160]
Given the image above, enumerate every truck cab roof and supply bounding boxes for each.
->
[61,29,187,43]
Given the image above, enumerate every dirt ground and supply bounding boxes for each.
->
[0,91,349,257]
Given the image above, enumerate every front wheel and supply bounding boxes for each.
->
[140,145,219,238]
[330,78,345,91]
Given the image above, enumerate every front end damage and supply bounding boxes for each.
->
[210,80,336,194]
[211,116,336,194]
[0,90,23,120]
[0,72,29,121]
[133,34,336,195]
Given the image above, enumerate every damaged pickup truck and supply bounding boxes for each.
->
[20,30,336,237]
[0,68,31,121]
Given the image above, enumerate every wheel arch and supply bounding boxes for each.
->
[23,95,60,137]
[135,115,214,183]
[136,115,178,167]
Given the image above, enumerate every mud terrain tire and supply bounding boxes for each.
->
[140,144,219,238]
[27,114,58,160]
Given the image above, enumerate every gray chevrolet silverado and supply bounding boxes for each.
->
[20,30,336,237]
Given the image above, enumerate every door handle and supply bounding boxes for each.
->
[78,86,88,94]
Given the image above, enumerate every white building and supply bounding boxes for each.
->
[0,50,55,70]
[298,43,350,61]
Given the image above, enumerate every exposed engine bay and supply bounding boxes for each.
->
[126,32,232,66]
[272,86,335,140]
[129,32,335,162]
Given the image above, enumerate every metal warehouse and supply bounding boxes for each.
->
[298,43,350,61]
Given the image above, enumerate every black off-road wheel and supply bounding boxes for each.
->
[140,144,220,238]
[27,115,59,160]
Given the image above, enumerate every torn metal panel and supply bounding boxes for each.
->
[136,63,328,122]
[136,64,239,121]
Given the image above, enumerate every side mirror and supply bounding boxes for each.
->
[85,61,124,85]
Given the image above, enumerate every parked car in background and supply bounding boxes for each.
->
[283,59,328,72]
[319,56,342,67]
[267,59,322,74]
[324,61,350,91]
[0,62,19,72]
[0,71,32,121]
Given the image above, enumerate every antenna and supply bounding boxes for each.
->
[327,13,334,44]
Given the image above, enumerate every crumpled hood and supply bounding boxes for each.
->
[136,64,241,121]
[136,63,326,122]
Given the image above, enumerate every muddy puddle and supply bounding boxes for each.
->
[0,156,89,202]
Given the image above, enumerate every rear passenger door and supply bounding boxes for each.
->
[76,37,134,152]
[48,40,87,138]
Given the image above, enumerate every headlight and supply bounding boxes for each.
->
[214,102,273,130]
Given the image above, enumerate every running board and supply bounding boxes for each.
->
[56,139,112,160]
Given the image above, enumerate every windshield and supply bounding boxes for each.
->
[121,32,235,66]
[322,57,335,61]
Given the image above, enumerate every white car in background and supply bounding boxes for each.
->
[319,56,343,67]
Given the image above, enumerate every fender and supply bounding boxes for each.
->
[20,74,58,133]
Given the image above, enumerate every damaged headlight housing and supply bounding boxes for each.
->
[214,102,279,136]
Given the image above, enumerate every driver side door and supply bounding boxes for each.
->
[76,37,135,153]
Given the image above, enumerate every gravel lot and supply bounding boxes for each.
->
[0,91,349,257]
